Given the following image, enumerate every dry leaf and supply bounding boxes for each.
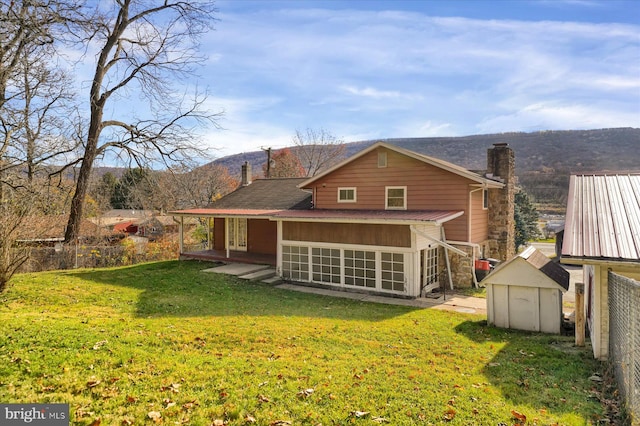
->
[351,411,369,418]
[257,394,270,403]
[126,395,137,403]
[296,388,314,398]
[147,411,161,420]
[212,420,225,426]
[121,420,133,426]
[372,416,389,423]
[86,379,101,388]
[89,419,101,426]
[269,421,292,426]
[511,410,527,422]
[443,407,456,421]
[92,340,107,350]
[245,415,256,423]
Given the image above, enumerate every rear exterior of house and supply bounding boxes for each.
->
[173,142,515,298]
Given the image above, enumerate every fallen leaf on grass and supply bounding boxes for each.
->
[126,395,138,403]
[121,420,132,426]
[160,383,181,393]
[89,419,101,426]
[443,408,456,421]
[372,416,389,423]
[92,340,107,350]
[258,394,270,403]
[350,411,369,418]
[511,410,527,422]
[296,388,314,398]
[86,379,101,388]
[212,420,225,426]
[147,411,161,421]
[269,421,292,426]
[245,415,256,423]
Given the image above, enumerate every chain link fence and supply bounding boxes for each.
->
[17,238,182,274]
[608,271,640,422]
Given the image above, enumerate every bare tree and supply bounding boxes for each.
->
[292,128,346,177]
[63,0,219,242]
[0,0,81,201]
[154,164,237,211]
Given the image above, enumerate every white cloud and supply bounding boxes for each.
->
[194,4,640,153]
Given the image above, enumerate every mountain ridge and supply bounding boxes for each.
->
[211,127,640,207]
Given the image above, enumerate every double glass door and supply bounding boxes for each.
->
[228,218,247,251]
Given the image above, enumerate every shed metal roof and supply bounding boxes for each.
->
[562,174,640,262]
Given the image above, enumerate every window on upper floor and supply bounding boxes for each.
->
[378,152,387,168]
[338,187,357,203]
[386,186,406,210]
[483,189,489,209]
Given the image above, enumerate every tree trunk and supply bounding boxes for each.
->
[64,105,101,242]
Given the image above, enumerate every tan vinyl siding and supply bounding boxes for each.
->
[283,221,411,248]
[470,189,489,243]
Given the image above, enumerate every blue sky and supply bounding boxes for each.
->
[191,0,640,157]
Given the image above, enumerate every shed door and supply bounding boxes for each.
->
[508,286,539,332]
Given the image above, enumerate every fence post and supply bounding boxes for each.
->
[575,282,585,347]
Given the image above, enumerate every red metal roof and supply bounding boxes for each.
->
[171,208,281,216]
[562,174,640,262]
[270,209,464,224]
[171,208,464,224]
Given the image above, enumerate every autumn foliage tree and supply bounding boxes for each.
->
[263,148,305,178]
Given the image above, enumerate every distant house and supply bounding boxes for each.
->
[95,209,167,239]
[561,174,640,359]
[172,142,517,298]
[17,215,103,245]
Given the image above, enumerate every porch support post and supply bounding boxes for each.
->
[441,227,455,290]
[225,217,230,259]
[207,217,213,250]
[179,216,184,254]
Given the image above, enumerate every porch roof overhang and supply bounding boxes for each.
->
[170,208,464,225]
[169,208,281,218]
[269,209,464,225]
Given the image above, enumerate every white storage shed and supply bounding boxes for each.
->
[482,246,570,334]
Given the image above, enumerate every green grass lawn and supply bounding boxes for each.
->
[0,261,618,425]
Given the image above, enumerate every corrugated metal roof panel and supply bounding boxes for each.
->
[562,174,640,262]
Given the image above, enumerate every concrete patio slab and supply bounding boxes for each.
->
[275,283,487,315]
[202,263,271,275]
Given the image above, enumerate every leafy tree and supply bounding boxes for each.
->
[111,168,151,210]
[514,190,541,250]
[263,148,305,178]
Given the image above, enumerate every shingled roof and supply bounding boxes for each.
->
[171,178,312,217]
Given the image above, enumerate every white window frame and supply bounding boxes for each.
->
[337,187,357,203]
[385,186,407,210]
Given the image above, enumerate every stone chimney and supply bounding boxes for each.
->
[487,143,515,261]
[241,161,252,186]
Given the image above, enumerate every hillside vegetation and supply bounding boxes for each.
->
[213,128,640,209]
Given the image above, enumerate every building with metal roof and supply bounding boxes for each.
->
[561,174,640,359]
